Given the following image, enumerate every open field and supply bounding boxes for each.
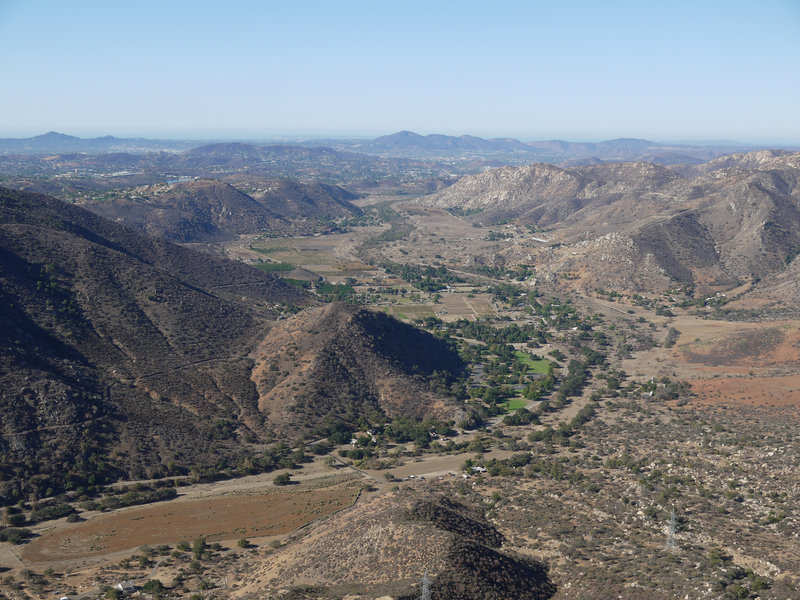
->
[382,304,436,319]
[687,374,800,407]
[224,225,385,278]
[20,481,360,565]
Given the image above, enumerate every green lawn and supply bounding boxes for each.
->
[502,397,527,411]
[514,351,552,374]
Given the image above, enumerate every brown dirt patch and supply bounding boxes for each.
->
[21,481,360,564]
[687,374,800,407]
[679,326,795,366]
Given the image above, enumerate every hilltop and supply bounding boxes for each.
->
[81,178,361,242]
[231,491,556,600]
[254,178,360,220]
[82,179,286,242]
[251,303,469,438]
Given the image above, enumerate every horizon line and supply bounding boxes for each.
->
[1,129,799,148]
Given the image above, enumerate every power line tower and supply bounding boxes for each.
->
[665,507,678,550]
[420,569,431,600]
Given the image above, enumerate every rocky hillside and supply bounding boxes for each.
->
[251,303,469,438]
[670,149,800,177]
[231,491,556,600]
[0,187,315,502]
[420,161,680,227]
[0,188,469,503]
[81,178,361,242]
[421,152,800,293]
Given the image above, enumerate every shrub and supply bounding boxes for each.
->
[30,503,75,523]
[7,513,26,527]
[0,528,34,544]
[98,487,177,511]
[273,472,292,486]
[192,536,207,560]
[141,579,164,594]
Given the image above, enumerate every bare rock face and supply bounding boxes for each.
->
[251,303,469,438]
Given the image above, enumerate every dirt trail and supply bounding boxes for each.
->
[363,448,517,481]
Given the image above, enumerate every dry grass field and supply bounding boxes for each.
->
[20,481,360,565]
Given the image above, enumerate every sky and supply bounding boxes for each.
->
[1,0,799,143]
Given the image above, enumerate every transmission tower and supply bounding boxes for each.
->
[420,569,431,600]
[665,508,678,550]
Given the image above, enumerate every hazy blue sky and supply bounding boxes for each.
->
[1,0,799,142]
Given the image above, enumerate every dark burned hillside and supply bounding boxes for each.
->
[405,496,556,600]
[251,303,469,438]
[0,187,311,502]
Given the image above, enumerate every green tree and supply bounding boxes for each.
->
[141,579,165,594]
[192,536,206,560]
[273,472,292,486]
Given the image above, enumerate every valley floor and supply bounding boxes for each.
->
[2,196,799,599]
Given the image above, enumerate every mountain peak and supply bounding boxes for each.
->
[35,131,80,141]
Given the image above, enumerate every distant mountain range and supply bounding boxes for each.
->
[3,131,795,168]
[0,131,201,154]
[303,131,796,166]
